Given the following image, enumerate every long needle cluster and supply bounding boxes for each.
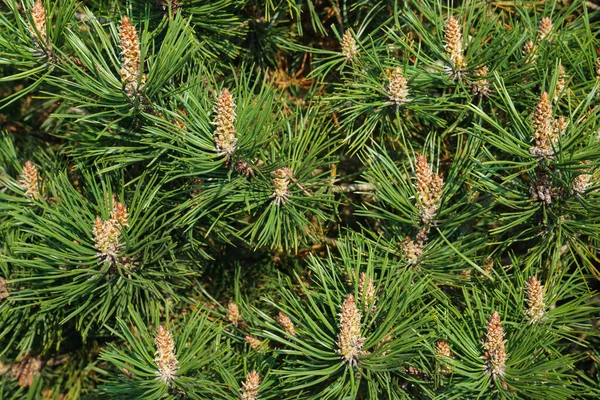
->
[482,311,507,381]
[20,161,41,200]
[525,276,545,323]
[213,88,238,159]
[119,17,144,98]
[154,325,179,384]
[92,198,129,261]
[415,155,443,224]
[444,16,465,77]
[336,294,366,366]
[240,370,261,400]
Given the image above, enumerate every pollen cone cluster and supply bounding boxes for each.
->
[525,276,545,323]
[415,154,443,224]
[530,92,558,158]
[271,167,292,205]
[444,16,465,75]
[20,161,41,200]
[341,30,359,62]
[482,311,507,380]
[119,17,145,98]
[336,294,366,366]
[30,1,48,46]
[554,64,567,103]
[358,272,377,312]
[240,370,261,400]
[573,163,592,195]
[436,340,453,375]
[92,198,129,260]
[538,17,553,42]
[386,67,409,105]
[227,301,241,327]
[154,325,179,383]
[213,88,238,158]
[472,66,491,97]
[277,312,296,336]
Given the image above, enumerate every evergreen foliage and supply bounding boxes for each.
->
[1,0,600,398]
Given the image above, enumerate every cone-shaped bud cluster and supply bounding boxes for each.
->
[482,311,507,380]
[0,277,8,300]
[386,67,410,105]
[554,64,567,103]
[358,272,377,312]
[119,17,145,98]
[240,370,261,400]
[341,30,359,62]
[155,325,179,383]
[596,57,600,79]
[213,88,238,158]
[472,66,491,97]
[525,276,545,323]
[336,294,366,366]
[436,340,452,375]
[523,40,535,57]
[235,159,255,178]
[573,162,592,195]
[227,301,241,327]
[444,16,465,76]
[538,17,553,42]
[415,155,443,224]
[92,198,129,260]
[20,161,41,200]
[277,312,296,336]
[245,336,266,351]
[30,1,47,45]
[530,92,559,158]
[271,167,292,205]
[10,355,42,388]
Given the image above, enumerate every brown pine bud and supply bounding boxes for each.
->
[436,340,453,375]
[240,370,261,400]
[0,277,8,300]
[30,1,47,44]
[386,67,410,105]
[538,17,553,42]
[596,57,600,80]
[119,17,145,98]
[415,154,443,224]
[20,161,41,200]
[573,162,592,195]
[358,272,377,312]
[227,301,241,327]
[235,159,255,178]
[482,311,507,380]
[341,30,359,62]
[444,16,466,77]
[11,355,42,388]
[525,276,545,323]
[523,40,535,57]
[154,325,179,383]
[530,92,555,158]
[92,200,128,260]
[270,167,292,205]
[554,64,567,103]
[336,294,366,366]
[245,336,267,352]
[472,66,491,97]
[213,88,237,159]
[277,312,296,336]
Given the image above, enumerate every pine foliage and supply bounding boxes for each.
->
[1,0,600,399]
